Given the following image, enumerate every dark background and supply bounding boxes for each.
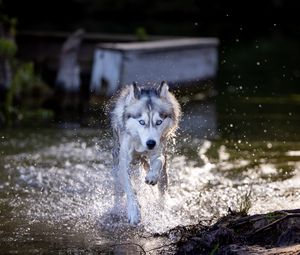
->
[2,0,300,95]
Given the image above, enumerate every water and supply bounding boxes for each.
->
[0,95,300,254]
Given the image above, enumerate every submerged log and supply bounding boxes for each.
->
[174,209,300,255]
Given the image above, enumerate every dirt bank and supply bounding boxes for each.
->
[174,209,300,255]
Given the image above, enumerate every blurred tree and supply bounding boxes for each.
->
[1,0,299,95]
[0,4,17,99]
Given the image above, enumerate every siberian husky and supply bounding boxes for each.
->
[110,81,181,224]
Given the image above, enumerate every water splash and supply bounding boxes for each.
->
[1,129,300,253]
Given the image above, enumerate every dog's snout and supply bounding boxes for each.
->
[146,140,156,150]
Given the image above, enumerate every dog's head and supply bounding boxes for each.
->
[124,81,181,151]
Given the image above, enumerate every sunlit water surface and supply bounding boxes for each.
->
[0,98,300,254]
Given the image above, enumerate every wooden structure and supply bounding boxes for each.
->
[90,38,219,96]
[15,31,177,88]
[55,29,84,92]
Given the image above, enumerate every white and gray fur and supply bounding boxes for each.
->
[110,81,181,224]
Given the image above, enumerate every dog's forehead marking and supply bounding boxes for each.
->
[147,101,152,111]
[140,88,159,98]
[151,97,172,115]
[125,90,172,125]
[125,99,145,117]
[139,89,172,114]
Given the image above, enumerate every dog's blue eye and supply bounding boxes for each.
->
[139,120,145,125]
[156,120,163,125]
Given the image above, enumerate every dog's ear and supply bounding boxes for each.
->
[132,82,141,99]
[158,81,169,98]
[127,82,140,103]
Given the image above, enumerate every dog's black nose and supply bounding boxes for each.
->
[146,140,156,150]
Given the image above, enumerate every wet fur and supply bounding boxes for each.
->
[110,82,181,224]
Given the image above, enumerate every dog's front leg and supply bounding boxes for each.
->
[145,153,165,186]
[119,138,141,224]
[112,153,123,213]
[158,156,168,195]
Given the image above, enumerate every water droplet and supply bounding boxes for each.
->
[256,62,261,66]
[267,143,272,149]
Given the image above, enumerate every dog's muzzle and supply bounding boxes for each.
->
[146,140,156,150]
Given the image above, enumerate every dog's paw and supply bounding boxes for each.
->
[127,201,141,225]
[145,171,159,185]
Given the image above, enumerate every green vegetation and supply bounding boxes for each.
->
[266,211,284,221]
[237,191,252,216]
[219,36,300,95]
[209,243,219,255]
[0,12,53,126]
[0,38,17,57]
[135,27,148,41]
[2,61,53,125]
